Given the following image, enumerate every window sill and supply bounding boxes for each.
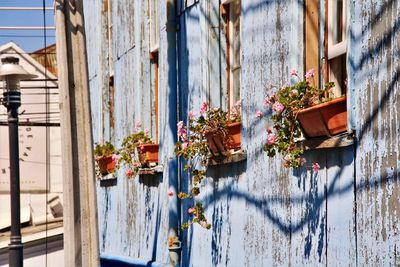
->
[207,149,247,166]
[297,132,354,150]
[138,164,163,175]
[99,174,118,187]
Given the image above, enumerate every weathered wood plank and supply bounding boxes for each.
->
[351,0,400,265]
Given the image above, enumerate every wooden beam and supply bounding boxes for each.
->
[55,0,99,266]
[305,0,319,85]
[299,134,354,150]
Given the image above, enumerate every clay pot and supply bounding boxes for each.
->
[225,122,242,149]
[96,156,116,175]
[138,143,159,164]
[296,96,347,138]
[206,122,242,154]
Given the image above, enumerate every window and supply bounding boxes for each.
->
[221,0,241,111]
[326,0,347,97]
[105,0,114,77]
[104,0,115,131]
[149,0,159,52]
[149,0,159,142]
[305,0,347,97]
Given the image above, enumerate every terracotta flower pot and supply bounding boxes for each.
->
[138,143,159,164]
[206,122,242,154]
[296,96,347,138]
[225,122,241,149]
[205,133,226,154]
[96,156,116,175]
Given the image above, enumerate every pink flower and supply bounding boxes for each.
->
[138,140,145,150]
[144,128,150,136]
[177,121,184,130]
[188,111,195,119]
[167,188,174,196]
[230,108,238,116]
[181,142,188,150]
[177,128,187,141]
[200,102,208,115]
[182,134,187,142]
[290,69,298,76]
[272,102,284,113]
[312,163,320,172]
[188,208,195,214]
[263,95,276,106]
[234,99,242,108]
[305,68,315,79]
[125,169,133,177]
[255,110,263,118]
[135,121,142,130]
[266,128,272,134]
[111,154,119,162]
[266,132,278,145]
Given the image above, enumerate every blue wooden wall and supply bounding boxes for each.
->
[83,0,400,266]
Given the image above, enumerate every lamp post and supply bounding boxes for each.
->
[0,56,37,267]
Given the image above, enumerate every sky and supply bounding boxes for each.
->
[0,0,55,53]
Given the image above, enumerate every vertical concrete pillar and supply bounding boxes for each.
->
[55,1,100,266]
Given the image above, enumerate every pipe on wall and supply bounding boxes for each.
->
[166,0,180,266]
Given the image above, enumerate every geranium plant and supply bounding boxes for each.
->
[175,101,242,230]
[263,69,335,168]
[94,141,117,176]
[94,141,116,159]
[118,123,155,178]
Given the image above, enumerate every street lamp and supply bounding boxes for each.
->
[0,56,37,267]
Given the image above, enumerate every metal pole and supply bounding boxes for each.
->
[4,90,23,267]
[166,0,180,266]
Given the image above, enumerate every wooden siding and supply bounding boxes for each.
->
[350,0,400,265]
[83,0,400,266]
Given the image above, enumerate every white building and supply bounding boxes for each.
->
[0,42,63,267]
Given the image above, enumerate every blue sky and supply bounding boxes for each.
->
[0,0,55,53]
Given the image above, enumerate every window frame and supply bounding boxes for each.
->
[221,0,241,112]
[105,0,114,77]
[325,0,347,97]
[149,0,160,143]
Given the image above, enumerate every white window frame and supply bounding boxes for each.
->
[327,0,347,96]
[106,0,114,77]
[149,0,160,53]
[222,0,241,111]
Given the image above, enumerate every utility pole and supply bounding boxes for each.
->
[55,1,100,266]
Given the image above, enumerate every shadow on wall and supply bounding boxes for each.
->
[177,0,400,264]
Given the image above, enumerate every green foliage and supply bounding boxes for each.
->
[118,131,153,177]
[263,72,335,168]
[94,141,115,158]
[175,103,242,230]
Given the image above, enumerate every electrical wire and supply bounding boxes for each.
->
[42,1,50,265]
[0,1,59,265]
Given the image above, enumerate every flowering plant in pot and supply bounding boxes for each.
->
[263,69,346,168]
[94,141,117,176]
[118,122,159,178]
[174,102,241,230]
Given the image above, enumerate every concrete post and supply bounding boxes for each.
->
[55,1,100,266]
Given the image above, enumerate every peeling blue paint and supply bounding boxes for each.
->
[84,0,400,266]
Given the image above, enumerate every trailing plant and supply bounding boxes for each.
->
[118,124,154,178]
[94,141,116,159]
[262,69,335,168]
[175,101,242,230]
[93,141,118,177]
